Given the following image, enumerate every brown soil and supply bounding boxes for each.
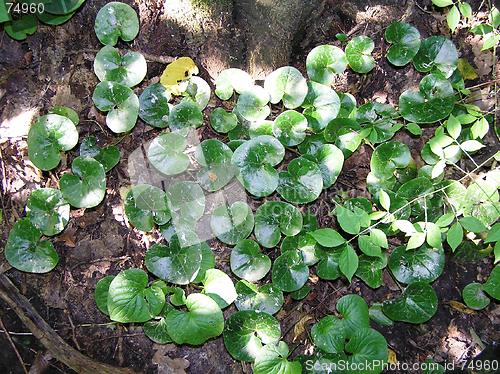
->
[0,0,499,373]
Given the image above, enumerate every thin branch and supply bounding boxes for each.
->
[0,316,29,374]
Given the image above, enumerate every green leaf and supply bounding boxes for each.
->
[79,136,120,172]
[446,114,461,139]
[406,122,422,136]
[235,85,271,122]
[358,235,382,258]
[407,232,427,250]
[145,235,203,285]
[272,250,309,292]
[26,188,69,236]
[413,36,458,78]
[343,328,388,371]
[290,284,311,300]
[4,15,37,41]
[185,76,211,110]
[399,73,456,124]
[232,136,285,197]
[37,11,75,26]
[168,97,203,134]
[470,24,494,35]
[254,202,302,249]
[235,280,284,315]
[482,265,500,300]
[264,66,308,109]
[230,240,271,282]
[94,2,139,46]
[5,218,59,273]
[202,269,237,308]
[389,245,444,284]
[462,282,490,310]
[139,83,171,128]
[447,5,460,32]
[210,107,238,133]
[339,244,358,282]
[458,2,472,18]
[459,216,487,233]
[43,0,85,15]
[215,68,253,100]
[95,275,114,316]
[223,310,281,362]
[28,114,79,171]
[0,0,11,23]
[481,33,500,51]
[382,282,438,323]
[335,205,362,235]
[470,117,489,139]
[490,6,500,27]
[356,255,385,288]
[211,201,254,245]
[166,180,205,225]
[301,82,340,132]
[124,184,170,232]
[310,228,345,248]
[94,45,146,87]
[385,21,421,66]
[370,141,411,178]
[147,132,190,176]
[315,248,342,280]
[324,118,364,157]
[277,157,323,204]
[346,36,376,73]
[432,0,454,7]
[485,223,500,243]
[379,190,391,211]
[369,303,393,326]
[281,233,319,265]
[303,144,344,188]
[460,140,485,152]
[143,304,174,344]
[107,268,165,323]
[166,293,224,345]
[195,139,236,192]
[48,106,79,125]
[193,243,216,283]
[92,81,139,133]
[272,110,308,146]
[59,156,106,208]
[306,45,347,85]
[253,341,302,374]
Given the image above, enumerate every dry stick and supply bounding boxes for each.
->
[0,273,136,374]
[0,316,29,374]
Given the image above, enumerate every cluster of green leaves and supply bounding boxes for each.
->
[1,0,87,40]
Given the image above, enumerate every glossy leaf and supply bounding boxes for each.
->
[230,239,271,282]
[306,45,347,85]
[301,81,341,132]
[385,21,421,66]
[210,108,238,133]
[264,66,308,109]
[235,86,271,122]
[139,83,171,128]
[382,282,438,323]
[94,2,139,46]
[147,132,189,176]
[124,184,170,232]
[94,45,146,87]
[356,255,385,288]
[254,201,302,248]
[272,110,308,146]
[346,36,376,73]
[235,280,284,315]
[168,97,203,134]
[202,269,237,308]
[272,250,309,292]
[26,188,70,236]
[389,245,444,284]
[277,157,323,204]
[253,341,302,374]
[95,275,114,316]
[483,265,500,300]
[80,136,120,172]
[462,282,490,310]
[413,36,458,78]
[215,68,254,100]
[195,139,236,191]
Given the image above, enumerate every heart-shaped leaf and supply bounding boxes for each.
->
[94,45,146,87]
[210,201,254,245]
[166,293,224,345]
[215,68,254,100]
[185,76,211,110]
[147,132,190,176]
[254,201,303,248]
[384,21,421,66]
[302,144,344,188]
[210,107,238,133]
[193,243,216,283]
[264,66,308,109]
[272,250,309,292]
[306,45,347,85]
[48,106,79,125]
[462,282,490,310]
[370,140,411,178]
[235,85,271,122]
[107,268,165,323]
[277,157,323,204]
[43,0,85,15]
[139,83,171,128]
[301,81,341,132]
[60,156,106,208]
[94,275,114,316]
[382,282,438,323]
[356,255,385,288]
[230,239,271,282]
[399,73,456,124]
[166,181,205,223]
[356,102,401,144]
[232,135,285,197]
[201,269,237,308]
[4,15,37,41]
[26,188,70,236]
[223,310,281,362]
[281,233,320,266]
[168,97,203,135]
[315,247,342,280]
[124,184,171,232]
[272,110,308,146]
[413,36,458,78]
[5,218,59,273]
[324,118,364,157]
[94,2,139,46]
[235,280,284,315]
[346,36,376,73]
[145,235,203,285]
[342,328,388,371]
[80,136,120,172]
[195,139,236,192]
[92,81,139,133]
[389,245,445,284]
[28,114,79,171]
[253,341,302,374]
[143,303,174,344]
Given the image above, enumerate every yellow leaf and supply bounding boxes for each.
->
[388,349,397,364]
[457,58,478,81]
[448,300,476,314]
[160,57,199,94]
[293,314,313,342]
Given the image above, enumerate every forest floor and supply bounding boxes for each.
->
[0,0,499,373]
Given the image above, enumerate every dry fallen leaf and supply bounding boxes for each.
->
[388,348,397,364]
[152,344,190,374]
[160,57,199,95]
[448,300,476,315]
[457,58,479,81]
[293,314,313,342]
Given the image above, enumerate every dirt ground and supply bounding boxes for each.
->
[0,0,499,373]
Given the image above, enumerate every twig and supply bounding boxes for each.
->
[0,316,29,374]
[415,1,432,14]
[66,311,81,351]
[0,329,33,336]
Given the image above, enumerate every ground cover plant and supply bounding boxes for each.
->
[0,0,499,373]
